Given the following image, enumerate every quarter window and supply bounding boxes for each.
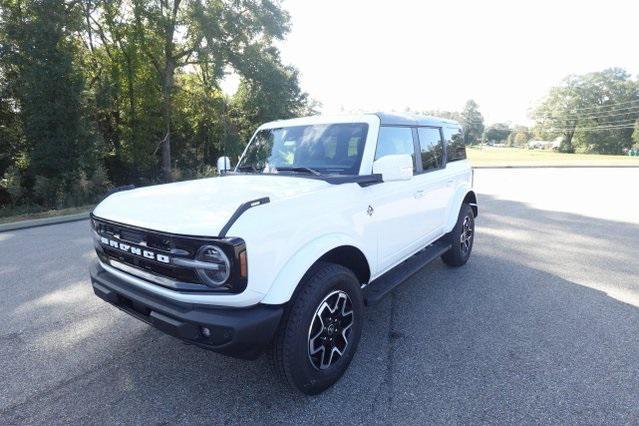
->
[444,127,466,162]
[417,127,444,171]
[375,127,416,171]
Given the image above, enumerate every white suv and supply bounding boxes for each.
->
[89,113,477,394]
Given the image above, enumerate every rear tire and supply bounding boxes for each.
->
[441,203,475,267]
[272,262,364,395]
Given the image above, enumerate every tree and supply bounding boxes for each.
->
[79,0,165,184]
[129,0,291,180]
[422,110,461,121]
[0,0,89,205]
[0,74,22,179]
[533,68,639,154]
[460,100,484,144]
[0,0,312,211]
[484,122,511,143]
[230,47,314,145]
[508,125,531,147]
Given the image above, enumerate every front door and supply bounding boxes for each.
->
[366,126,425,272]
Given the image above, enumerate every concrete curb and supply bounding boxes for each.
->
[473,165,639,169]
[0,212,90,233]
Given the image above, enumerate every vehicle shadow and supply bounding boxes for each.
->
[2,195,639,424]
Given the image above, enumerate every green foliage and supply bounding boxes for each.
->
[32,175,57,208]
[484,123,512,143]
[1,0,90,184]
[460,100,485,144]
[510,127,531,147]
[0,0,313,211]
[0,83,22,177]
[421,110,462,121]
[230,47,316,145]
[533,68,639,154]
[1,165,23,204]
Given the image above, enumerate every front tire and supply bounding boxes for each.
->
[272,262,364,395]
[441,203,475,267]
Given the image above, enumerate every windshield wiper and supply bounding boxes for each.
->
[276,166,322,176]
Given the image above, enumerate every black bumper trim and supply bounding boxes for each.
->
[90,261,283,359]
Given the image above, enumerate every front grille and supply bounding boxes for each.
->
[92,217,216,290]
[92,215,247,294]
[101,246,201,283]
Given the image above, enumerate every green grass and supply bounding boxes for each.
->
[467,147,639,167]
[0,204,94,224]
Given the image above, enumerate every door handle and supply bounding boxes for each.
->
[414,189,425,199]
[446,180,454,187]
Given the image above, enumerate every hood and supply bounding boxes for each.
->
[92,174,330,236]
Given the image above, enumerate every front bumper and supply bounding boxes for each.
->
[90,261,284,359]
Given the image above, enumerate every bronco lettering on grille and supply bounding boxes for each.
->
[100,236,170,263]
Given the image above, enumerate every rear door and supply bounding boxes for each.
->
[412,126,453,240]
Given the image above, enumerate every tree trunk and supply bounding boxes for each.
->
[161,61,175,181]
[561,130,575,153]
[126,54,137,143]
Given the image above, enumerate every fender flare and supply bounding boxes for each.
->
[444,188,478,233]
[260,233,372,305]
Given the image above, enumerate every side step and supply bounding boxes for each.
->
[363,241,451,306]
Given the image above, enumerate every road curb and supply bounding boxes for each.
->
[473,165,639,169]
[0,212,90,233]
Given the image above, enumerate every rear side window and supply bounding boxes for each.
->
[444,127,466,162]
[417,127,444,172]
[375,127,417,171]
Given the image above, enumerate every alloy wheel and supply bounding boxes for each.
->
[307,290,354,370]
[460,215,473,254]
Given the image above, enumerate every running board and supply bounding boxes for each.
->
[363,241,451,306]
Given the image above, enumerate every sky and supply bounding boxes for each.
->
[264,0,639,125]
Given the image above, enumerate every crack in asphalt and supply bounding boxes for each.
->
[371,292,402,418]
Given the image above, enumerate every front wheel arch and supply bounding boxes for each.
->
[463,190,478,218]
[260,235,372,305]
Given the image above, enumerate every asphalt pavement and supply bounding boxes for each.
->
[1,168,638,424]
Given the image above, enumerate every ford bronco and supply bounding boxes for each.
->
[89,112,477,394]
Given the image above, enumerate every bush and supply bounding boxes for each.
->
[33,175,60,208]
[196,165,217,179]
[1,166,24,204]
[91,164,110,191]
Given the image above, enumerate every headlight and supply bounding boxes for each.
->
[195,245,231,287]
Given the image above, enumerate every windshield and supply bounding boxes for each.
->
[236,123,369,176]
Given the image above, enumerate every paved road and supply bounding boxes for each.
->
[1,169,638,424]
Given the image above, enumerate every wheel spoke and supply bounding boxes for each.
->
[341,322,352,344]
[326,346,343,367]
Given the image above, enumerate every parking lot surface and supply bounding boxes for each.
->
[1,168,638,424]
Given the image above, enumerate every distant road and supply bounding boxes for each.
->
[1,168,638,423]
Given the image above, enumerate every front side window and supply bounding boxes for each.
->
[236,123,369,176]
[417,127,444,171]
[444,127,466,162]
[374,126,416,171]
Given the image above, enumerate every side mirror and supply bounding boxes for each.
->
[372,154,413,182]
[216,156,231,175]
